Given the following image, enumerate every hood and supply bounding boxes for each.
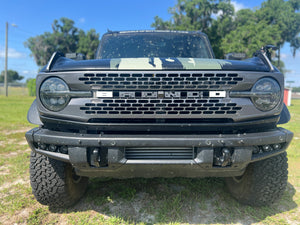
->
[45,56,270,72]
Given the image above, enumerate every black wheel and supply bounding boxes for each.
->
[226,152,288,206]
[30,151,88,208]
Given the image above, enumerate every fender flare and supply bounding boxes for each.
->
[27,99,43,125]
[277,104,291,124]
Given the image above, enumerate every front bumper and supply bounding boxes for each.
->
[25,127,293,178]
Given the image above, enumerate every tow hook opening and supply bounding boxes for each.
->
[88,148,108,168]
[213,147,233,167]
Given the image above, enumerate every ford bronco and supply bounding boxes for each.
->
[26,30,293,207]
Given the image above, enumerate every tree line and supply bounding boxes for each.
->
[25,17,100,67]
[3,0,300,83]
[1,18,100,85]
[152,0,300,67]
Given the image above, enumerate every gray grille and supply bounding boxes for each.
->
[125,147,195,160]
[80,99,241,115]
[78,72,243,90]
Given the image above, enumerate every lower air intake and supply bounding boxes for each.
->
[125,147,195,160]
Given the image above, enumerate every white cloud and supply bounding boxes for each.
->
[280,50,299,60]
[0,48,26,59]
[231,1,246,12]
[288,70,296,74]
[20,70,38,76]
[22,70,30,74]
[213,1,247,18]
[79,17,86,24]
[281,53,288,59]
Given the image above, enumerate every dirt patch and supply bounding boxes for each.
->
[4,128,31,136]
[0,178,29,192]
[0,127,31,151]
[18,140,29,146]
[0,148,31,157]
[0,165,10,175]
[106,192,157,223]
[0,208,30,225]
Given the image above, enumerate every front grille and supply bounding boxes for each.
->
[40,70,278,125]
[125,147,195,160]
[78,72,243,90]
[75,71,245,119]
[80,99,241,115]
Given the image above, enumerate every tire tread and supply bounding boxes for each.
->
[226,152,288,206]
[30,151,88,207]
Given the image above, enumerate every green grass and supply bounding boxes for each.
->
[0,93,299,224]
[26,208,49,225]
[0,86,29,96]
[0,95,35,130]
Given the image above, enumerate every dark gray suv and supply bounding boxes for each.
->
[26,30,293,207]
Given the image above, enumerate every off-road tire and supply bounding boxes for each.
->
[226,152,288,206]
[30,151,88,208]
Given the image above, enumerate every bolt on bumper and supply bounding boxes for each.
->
[25,127,293,178]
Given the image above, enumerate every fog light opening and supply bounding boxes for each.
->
[252,146,260,154]
[35,142,70,154]
[59,146,68,154]
[272,143,281,150]
[38,143,47,150]
[48,144,57,152]
[262,145,272,152]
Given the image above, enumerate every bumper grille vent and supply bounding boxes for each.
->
[125,147,195,160]
[78,72,243,90]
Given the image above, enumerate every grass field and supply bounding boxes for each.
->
[0,86,29,97]
[0,94,299,225]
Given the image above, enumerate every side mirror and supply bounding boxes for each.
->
[264,45,278,51]
[253,45,278,72]
[260,45,278,61]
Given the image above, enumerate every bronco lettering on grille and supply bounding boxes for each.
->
[97,91,226,99]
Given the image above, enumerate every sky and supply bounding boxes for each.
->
[0,0,299,86]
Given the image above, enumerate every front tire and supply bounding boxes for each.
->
[30,151,88,208]
[226,152,288,206]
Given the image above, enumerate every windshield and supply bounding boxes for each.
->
[97,32,213,59]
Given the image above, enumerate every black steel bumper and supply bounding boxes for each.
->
[25,127,293,178]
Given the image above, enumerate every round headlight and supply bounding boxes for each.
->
[251,78,281,111]
[40,77,70,111]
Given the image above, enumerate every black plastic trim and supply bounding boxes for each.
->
[39,115,279,134]
[26,127,292,154]
[45,52,64,71]
[27,100,43,125]
[25,127,293,178]
[278,104,291,124]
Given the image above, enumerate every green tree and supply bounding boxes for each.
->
[258,0,300,44]
[221,20,281,57]
[77,29,100,60]
[25,17,100,66]
[0,70,24,83]
[290,36,300,57]
[25,32,55,66]
[152,0,220,32]
[51,18,79,54]
[151,0,236,58]
[26,78,36,96]
[292,86,300,92]
[209,1,235,57]
[256,0,300,62]
[152,0,300,61]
